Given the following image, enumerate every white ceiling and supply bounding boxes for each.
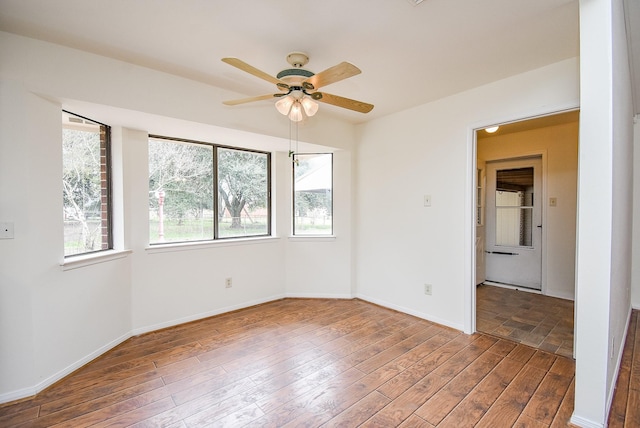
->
[0,0,635,124]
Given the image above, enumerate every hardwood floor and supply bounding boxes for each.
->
[476,284,574,359]
[0,299,634,427]
[608,309,640,427]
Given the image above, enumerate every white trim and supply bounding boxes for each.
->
[0,385,37,405]
[285,292,354,299]
[482,281,543,294]
[0,331,131,404]
[145,236,280,254]
[357,293,464,332]
[545,289,576,301]
[604,306,633,425]
[131,294,285,336]
[287,236,337,242]
[569,414,604,428]
[61,249,132,271]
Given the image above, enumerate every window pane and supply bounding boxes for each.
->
[495,167,534,247]
[149,138,214,243]
[63,111,111,256]
[293,153,333,235]
[217,148,269,238]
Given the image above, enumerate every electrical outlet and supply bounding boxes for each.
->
[424,284,432,295]
[0,222,14,239]
[611,336,615,360]
[225,277,232,288]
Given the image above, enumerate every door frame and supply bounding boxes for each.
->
[464,107,578,335]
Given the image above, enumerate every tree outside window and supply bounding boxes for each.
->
[62,111,111,256]
[148,137,270,243]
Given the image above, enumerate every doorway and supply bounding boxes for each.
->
[473,111,579,358]
[485,156,542,290]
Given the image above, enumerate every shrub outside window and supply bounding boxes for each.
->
[148,136,270,244]
[293,153,333,236]
[62,111,112,256]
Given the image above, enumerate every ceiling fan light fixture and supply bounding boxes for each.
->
[289,101,304,122]
[301,97,319,117]
[275,95,294,115]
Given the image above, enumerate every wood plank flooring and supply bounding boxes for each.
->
[0,299,634,427]
[608,309,640,427]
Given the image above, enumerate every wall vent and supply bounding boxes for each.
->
[406,0,425,5]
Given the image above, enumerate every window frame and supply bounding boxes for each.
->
[148,135,272,245]
[292,152,333,237]
[62,110,113,258]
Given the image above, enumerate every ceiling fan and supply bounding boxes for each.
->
[222,52,374,121]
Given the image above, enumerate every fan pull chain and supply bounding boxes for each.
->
[288,119,300,165]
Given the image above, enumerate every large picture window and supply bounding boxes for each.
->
[62,111,112,256]
[148,136,270,244]
[293,153,333,236]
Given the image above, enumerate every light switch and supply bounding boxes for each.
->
[0,222,14,239]
[423,195,431,207]
[549,197,557,207]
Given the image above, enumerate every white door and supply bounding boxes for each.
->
[476,161,486,285]
[485,157,542,289]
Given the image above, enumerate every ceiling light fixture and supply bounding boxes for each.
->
[275,88,319,122]
[485,126,500,133]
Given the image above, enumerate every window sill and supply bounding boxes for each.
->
[288,235,336,242]
[146,236,280,254]
[61,249,132,271]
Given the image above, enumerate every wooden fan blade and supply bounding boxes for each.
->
[222,58,288,87]
[304,62,361,90]
[223,93,278,106]
[316,92,374,113]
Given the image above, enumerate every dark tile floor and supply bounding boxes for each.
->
[476,284,574,359]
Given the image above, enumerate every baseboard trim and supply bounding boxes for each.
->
[0,295,288,405]
[356,293,464,332]
[284,292,354,299]
[604,306,633,424]
[0,331,132,405]
[131,293,287,336]
[569,413,604,428]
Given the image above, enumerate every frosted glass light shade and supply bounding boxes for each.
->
[289,102,303,122]
[301,97,319,117]
[275,96,294,115]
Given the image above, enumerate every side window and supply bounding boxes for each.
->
[148,136,271,244]
[62,111,112,256]
[292,153,333,236]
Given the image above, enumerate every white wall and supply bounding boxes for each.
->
[285,149,354,298]
[0,80,133,401]
[478,121,579,300]
[573,0,634,426]
[0,31,356,401]
[355,59,580,331]
[609,0,635,411]
[633,119,640,309]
